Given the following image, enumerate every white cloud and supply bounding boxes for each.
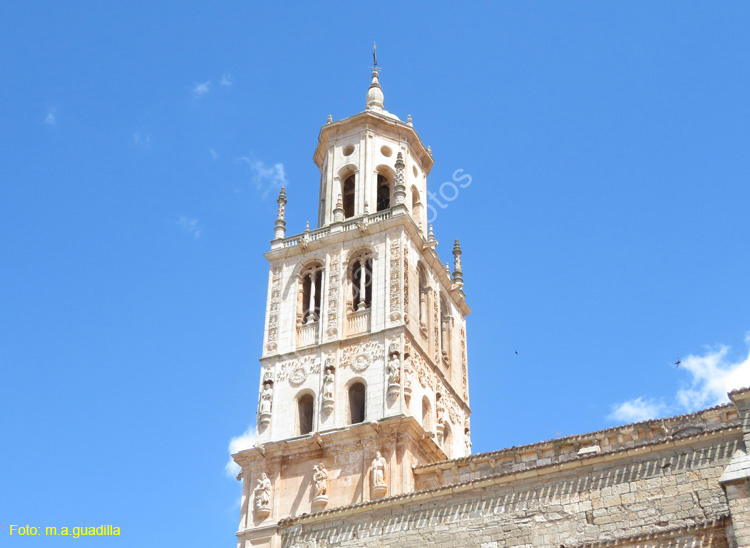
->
[133,132,151,149]
[239,157,287,198]
[44,108,56,125]
[192,80,211,97]
[209,148,218,159]
[609,334,750,423]
[220,74,233,86]
[609,397,668,423]
[675,341,750,410]
[224,426,255,478]
[176,216,201,238]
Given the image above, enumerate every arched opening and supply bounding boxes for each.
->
[411,186,423,227]
[343,175,355,219]
[348,382,366,424]
[440,295,451,364]
[376,174,391,212]
[443,422,453,454]
[422,396,433,432]
[297,262,323,327]
[297,393,314,435]
[351,255,372,311]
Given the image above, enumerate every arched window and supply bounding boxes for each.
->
[440,295,451,364]
[422,396,433,432]
[348,382,366,424]
[343,175,355,219]
[298,263,323,325]
[350,252,372,311]
[297,393,314,435]
[418,265,428,335]
[443,422,453,454]
[376,174,391,212]
[411,186,423,228]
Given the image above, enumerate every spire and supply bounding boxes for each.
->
[273,187,287,240]
[452,239,463,287]
[393,152,406,206]
[333,194,344,223]
[366,71,384,111]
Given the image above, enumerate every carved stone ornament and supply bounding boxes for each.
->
[312,463,329,510]
[254,472,272,520]
[321,357,335,413]
[342,340,384,373]
[326,252,340,340]
[370,451,387,499]
[386,341,401,399]
[389,240,401,322]
[277,353,320,386]
[258,382,273,428]
[265,266,282,354]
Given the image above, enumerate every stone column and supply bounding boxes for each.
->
[307,272,317,323]
[357,259,367,311]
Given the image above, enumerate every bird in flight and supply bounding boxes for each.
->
[675,359,681,368]
[514,350,519,356]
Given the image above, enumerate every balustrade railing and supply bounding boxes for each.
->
[347,309,370,336]
[297,322,318,347]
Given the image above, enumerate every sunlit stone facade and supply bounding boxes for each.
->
[232,71,750,548]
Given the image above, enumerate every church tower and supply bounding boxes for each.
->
[233,68,472,548]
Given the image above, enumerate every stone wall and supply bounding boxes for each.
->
[280,426,743,547]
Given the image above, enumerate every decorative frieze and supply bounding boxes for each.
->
[326,252,340,340]
[403,245,409,324]
[461,327,468,401]
[433,289,440,363]
[341,340,384,373]
[266,266,282,354]
[389,240,401,322]
[276,353,321,386]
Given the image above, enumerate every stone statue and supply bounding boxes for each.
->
[323,370,335,401]
[371,451,386,488]
[313,463,328,497]
[464,429,472,453]
[387,354,400,386]
[259,383,273,415]
[255,472,272,510]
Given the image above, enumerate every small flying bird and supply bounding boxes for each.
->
[514,350,519,356]
[675,359,681,368]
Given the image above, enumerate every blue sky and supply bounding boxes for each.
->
[2,2,749,546]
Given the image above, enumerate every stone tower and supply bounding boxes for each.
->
[233,70,472,548]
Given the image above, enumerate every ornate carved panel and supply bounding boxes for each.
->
[276,353,321,386]
[461,327,468,401]
[389,240,401,322]
[341,340,384,373]
[266,265,282,354]
[326,252,340,340]
[403,244,409,324]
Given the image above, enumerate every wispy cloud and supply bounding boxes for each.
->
[44,108,56,125]
[224,426,255,478]
[609,397,668,423]
[209,148,218,160]
[609,334,750,423]
[239,157,287,198]
[176,216,201,238]
[133,132,151,149]
[192,80,211,97]
[220,74,233,87]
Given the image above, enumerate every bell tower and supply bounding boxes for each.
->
[233,67,472,548]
